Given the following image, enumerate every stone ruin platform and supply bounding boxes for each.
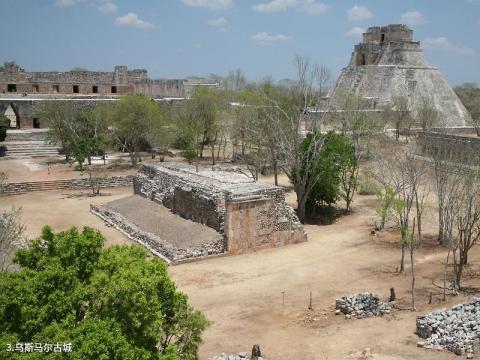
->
[95,162,305,263]
[91,195,224,263]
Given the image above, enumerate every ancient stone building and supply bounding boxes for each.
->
[132,163,307,258]
[0,61,217,128]
[327,24,469,127]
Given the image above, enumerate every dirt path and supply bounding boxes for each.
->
[169,194,477,359]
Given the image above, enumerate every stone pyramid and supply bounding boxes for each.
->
[327,24,468,127]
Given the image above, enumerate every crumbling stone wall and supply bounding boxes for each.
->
[0,61,217,102]
[90,204,224,263]
[1,175,134,195]
[417,132,480,166]
[134,162,306,254]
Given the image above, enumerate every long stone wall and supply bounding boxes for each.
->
[1,175,134,195]
[133,162,307,254]
[416,132,480,165]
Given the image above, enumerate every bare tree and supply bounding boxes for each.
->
[386,96,414,141]
[406,217,418,310]
[0,207,27,271]
[259,56,331,222]
[372,139,428,273]
[416,97,440,130]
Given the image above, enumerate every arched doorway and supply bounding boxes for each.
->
[4,103,20,129]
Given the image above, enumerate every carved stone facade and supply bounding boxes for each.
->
[327,24,469,127]
[0,61,217,128]
[133,162,307,255]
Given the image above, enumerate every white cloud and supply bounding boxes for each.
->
[252,32,291,45]
[401,11,426,25]
[298,0,328,14]
[54,0,75,7]
[207,17,230,31]
[423,37,475,55]
[181,0,233,10]
[208,17,227,26]
[98,1,117,13]
[115,12,154,29]
[346,26,365,37]
[252,0,328,14]
[347,4,374,21]
[252,0,298,13]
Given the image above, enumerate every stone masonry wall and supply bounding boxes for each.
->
[1,175,134,195]
[134,162,307,253]
[417,132,480,166]
[90,204,225,263]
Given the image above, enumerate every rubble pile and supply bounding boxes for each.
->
[417,298,480,357]
[336,293,391,319]
[209,345,264,360]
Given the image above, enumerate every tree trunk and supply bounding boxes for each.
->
[399,242,405,273]
[443,249,450,301]
[411,246,416,310]
[211,144,216,165]
[216,137,222,161]
[296,191,307,224]
[273,158,278,186]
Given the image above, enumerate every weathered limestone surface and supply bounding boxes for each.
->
[417,132,480,166]
[133,162,306,254]
[416,298,480,357]
[90,203,224,263]
[335,293,391,320]
[328,24,468,127]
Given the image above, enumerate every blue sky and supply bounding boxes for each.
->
[1,0,479,86]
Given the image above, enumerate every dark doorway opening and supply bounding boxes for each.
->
[357,53,366,66]
[73,85,79,93]
[380,34,385,43]
[92,85,98,93]
[33,118,40,129]
[111,86,117,94]
[7,84,17,92]
[32,84,39,93]
[53,85,60,93]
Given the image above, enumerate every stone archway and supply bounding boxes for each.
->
[4,103,20,128]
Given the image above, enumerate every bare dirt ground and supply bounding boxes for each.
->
[1,170,479,359]
[105,195,222,248]
[168,175,480,360]
[1,157,139,182]
[0,187,134,247]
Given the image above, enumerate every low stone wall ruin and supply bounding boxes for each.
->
[1,176,134,195]
[90,203,225,263]
[133,162,306,255]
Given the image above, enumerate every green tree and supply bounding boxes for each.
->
[297,131,357,218]
[0,226,208,359]
[34,102,110,169]
[110,94,164,166]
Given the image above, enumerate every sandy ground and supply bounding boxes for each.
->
[1,169,479,359]
[168,192,480,360]
[0,187,134,247]
[1,157,138,182]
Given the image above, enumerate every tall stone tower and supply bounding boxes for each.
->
[327,24,468,127]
